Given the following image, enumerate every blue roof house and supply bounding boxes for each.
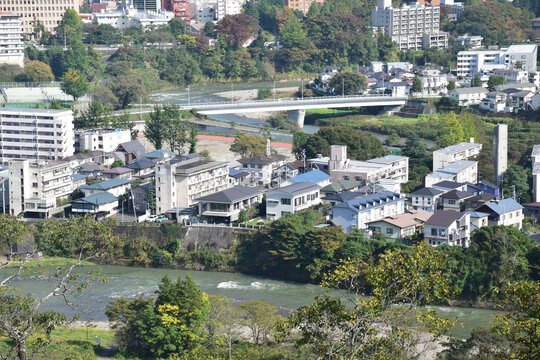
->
[81,179,131,197]
[287,169,332,187]
[332,191,405,232]
[71,192,119,219]
[475,198,524,229]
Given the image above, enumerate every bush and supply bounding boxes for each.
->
[149,248,173,267]
[257,88,272,99]
[190,249,227,270]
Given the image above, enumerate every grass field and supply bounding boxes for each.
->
[6,257,96,269]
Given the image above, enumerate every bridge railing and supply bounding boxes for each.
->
[133,93,407,109]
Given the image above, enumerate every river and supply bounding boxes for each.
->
[3,265,502,339]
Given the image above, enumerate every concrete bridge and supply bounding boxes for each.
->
[186,94,407,127]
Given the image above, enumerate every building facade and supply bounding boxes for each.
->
[493,124,508,186]
[425,160,478,187]
[75,129,131,153]
[9,159,72,218]
[266,182,321,220]
[456,45,538,77]
[285,0,324,15]
[0,13,24,67]
[424,210,470,247]
[433,140,482,171]
[1,0,83,38]
[197,185,263,223]
[155,157,229,213]
[372,0,447,51]
[0,108,75,164]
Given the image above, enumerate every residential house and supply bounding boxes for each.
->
[420,75,449,96]
[71,174,88,191]
[507,90,534,111]
[475,198,524,229]
[495,83,537,93]
[132,183,150,214]
[432,181,468,193]
[463,193,497,211]
[75,129,131,153]
[197,186,264,223]
[466,211,489,231]
[425,160,478,187]
[332,191,405,232]
[480,91,510,113]
[433,140,482,171]
[322,191,365,206]
[82,179,131,197]
[440,190,475,212]
[356,183,387,195]
[238,154,288,186]
[143,149,175,163]
[410,187,446,212]
[266,182,321,220]
[228,168,250,186]
[449,87,488,106]
[114,140,146,163]
[491,69,529,84]
[126,158,156,178]
[531,93,540,111]
[9,159,73,218]
[63,150,111,169]
[476,181,500,196]
[77,162,105,177]
[286,169,332,187]
[320,180,361,198]
[424,211,471,247]
[367,210,431,240]
[71,192,119,219]
[102,167,133,180]
[155,157,229,213]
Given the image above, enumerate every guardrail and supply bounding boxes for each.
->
[185,221,264,231]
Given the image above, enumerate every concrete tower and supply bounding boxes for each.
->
[493,123,508,186]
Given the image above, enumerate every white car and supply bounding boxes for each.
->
[146,215,158,222]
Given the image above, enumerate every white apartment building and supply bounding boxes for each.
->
[410,187,446,212]
[449,87,488,106]
[195,3,216,23]
[425,160,478,187]
[75,129,131,153]
[456,45,538,78]
[308,145,409,184]
[216,0,243,21]
[238,153,287,186]
[0,108,75,164]
[266,182,321,220]
[452,34,483,49]
[1,0,83,38]
[94,6,174,29]
[433,140,482,171]
[371,0,448,51]
[424,210,471,247]
[0,13,24,67]
[9,159,72,218]
[532,145,540,202]
[420,75,449,96]
[332,191,405,232]
[155,157,229,213]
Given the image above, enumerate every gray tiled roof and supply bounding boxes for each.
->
[196,186,263,203]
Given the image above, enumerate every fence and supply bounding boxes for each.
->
[0,81,59,88]
[185,221,264,231]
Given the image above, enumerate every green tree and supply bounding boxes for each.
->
[314,126,384,160]
[111,160,124,168]
[487,75,506,91]
[289,243,456,359]
[329,71,368,95]
[514,60,523,70]
[402,133,429,166]
[93,85,119,109]
[230,132,266,158]
[472,76,483,87]
[205,295,242,360]
[436,112,465,148]
[280,12,307,48]
[203,21,216,37]
[168,17,186,38]
[0,214,26,257]
[74,100,106,129]
[238,300,283,346]
[60,69,88,101]
[188,124,199,154]
[502,164,532,203]
[307,1,321,16]
[412,76,422,93]
[23,60,54,82]
[447,80,456,91]
[108,74,146,109]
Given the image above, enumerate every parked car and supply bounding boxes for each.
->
[146,215,158,222]
[155,215,167,223]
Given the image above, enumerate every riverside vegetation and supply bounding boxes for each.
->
[0,213,538,359]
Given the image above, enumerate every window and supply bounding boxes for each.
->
[431,228,437,236]
[386,228,394,235]
[448,200,455,204]
[281,198,291,205]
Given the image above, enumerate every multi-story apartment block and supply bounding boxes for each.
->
[9,159,72,218]
[266,182,321,220]
[410,187,445,212]
[216,0,243,20]
[0,13,24,67]
[426,160,478,187]
[162,0,190,23]
[155,157,229,213]
[1,0,83,38]
[238,154,287,186]
[0,108,75,164]
[308,145,409,185]
[75,129,131,153]
[449,87,488,106]
[285,0,324,15]
[371,0,448,51]
[332,191,405,232]
[424,210,470,247]
[456,45,538,78]
[133,0,161,11]
[433,140,482,171]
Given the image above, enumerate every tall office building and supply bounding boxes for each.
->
[0,108,75,164]
[0,1,84,38]
[0,13,24,67]
[371,0,448,51]
[493,123,508,186]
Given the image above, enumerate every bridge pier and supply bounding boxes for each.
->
[287,109,305,128]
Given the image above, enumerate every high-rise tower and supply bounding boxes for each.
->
[493,123,508,186]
